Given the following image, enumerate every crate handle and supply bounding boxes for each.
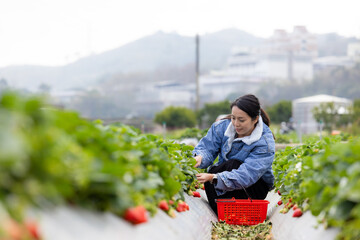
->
[215,197,254,203]
[240,184,253,202]
[215,198,237,203]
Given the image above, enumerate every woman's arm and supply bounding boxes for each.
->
[192,121,226,169]
[214,147,274,195]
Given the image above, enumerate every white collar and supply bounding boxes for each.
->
[224,116,263,145]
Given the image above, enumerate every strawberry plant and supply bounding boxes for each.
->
[0,92,203,234]
[274,136,360,240]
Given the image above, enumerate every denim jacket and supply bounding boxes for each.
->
[193,116,275,196]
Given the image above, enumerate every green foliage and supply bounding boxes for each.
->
[198,100,230,127]
[266,100,292,124]
[274,136,360,240]
[0,92,201,223]
[154,106,196,128]
[350,99,360,135]
[312,102,352,133]
[353,99,360,119]
[274,134,294,144]
[179,128,208,140]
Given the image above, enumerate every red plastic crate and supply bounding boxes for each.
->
[216,198,269,225]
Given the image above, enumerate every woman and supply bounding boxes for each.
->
[194,94,275,214]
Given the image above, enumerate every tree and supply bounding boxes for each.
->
[312,102,352,133]
[198,100,230,128]
[266,100,292,124]
[353,99,360,120]
[350,99,360,134]
[154,106,196,128]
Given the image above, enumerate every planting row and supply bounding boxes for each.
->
[0,92,203,239]
[273,135,360,240]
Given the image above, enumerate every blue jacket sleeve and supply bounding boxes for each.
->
[192,121,224,169]
[214,146,274,195]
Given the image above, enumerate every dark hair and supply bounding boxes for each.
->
[230,94,271,126]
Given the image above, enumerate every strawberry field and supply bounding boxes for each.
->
[273,136,360,240]
[0,92,205,239]
[1,92,360,240]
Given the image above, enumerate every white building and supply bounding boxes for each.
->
[314,41,360,71]
[347,42,360,62]
[220,26,317,82]
[199,26,318,103]
[135,81,196,116]
[292,94,352,134]
[199,74,262,103]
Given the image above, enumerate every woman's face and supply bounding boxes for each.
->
[231,106,258,138]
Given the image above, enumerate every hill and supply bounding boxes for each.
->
[0,29,264,91]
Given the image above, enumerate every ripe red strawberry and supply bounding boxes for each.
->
[25,220,41,240]
[292,204,298,210]
[277,190,281,195]
[176,204,184,212]
[124,206,147,224]
[185,202,190,211]
[292,209,303,217]
[176,202,188,212]
[277,200,282,205]
[158,200,169,211]
[193,191,201,198]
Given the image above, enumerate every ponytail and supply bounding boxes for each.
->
[260,108,271,127]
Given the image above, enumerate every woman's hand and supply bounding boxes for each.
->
[194,155,202,168]
[196,173,215,184]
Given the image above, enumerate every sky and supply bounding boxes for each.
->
[0,0,359,68]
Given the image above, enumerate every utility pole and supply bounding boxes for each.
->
[195,34,200,112]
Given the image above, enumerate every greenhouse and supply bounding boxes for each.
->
[292,94,352,134]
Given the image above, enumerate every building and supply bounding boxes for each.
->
[135,81,196,117]
[199,26,318,103]
[314,41,360,71]
[347,42,360,62]
[220,26,317,82]
[292,94,352,134]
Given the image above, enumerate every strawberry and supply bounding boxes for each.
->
[124,206,147,224]
[158,200,169,211]
[168,208,176,218]
[3,219,23,240]
[277,190,281,195]
[25,220,41,240]
[176,205,184,212]
[168,200,174,205]
[176,202,188,212]
[292,204,298,210]
[281,207,289,213]
[200,184,205,190]
[193,191,201,198]
[277,200,282,205]
[293,209,303,217]
[185,202,190,211]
